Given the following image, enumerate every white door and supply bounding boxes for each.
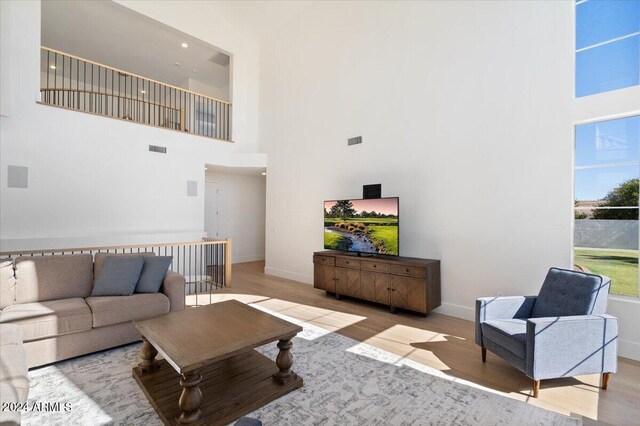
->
[205,182,219,238]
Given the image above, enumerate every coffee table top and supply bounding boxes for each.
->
[134,300,302,374]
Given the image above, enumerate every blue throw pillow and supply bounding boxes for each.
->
[136,256,173,293]
[91,256,144,297]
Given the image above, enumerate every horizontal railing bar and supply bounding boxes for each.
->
[40,88,181,112]
[35,101,234,143]
[42,46,231,106]
[0,239,228,257]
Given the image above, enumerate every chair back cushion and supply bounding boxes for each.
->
[531,267,610,318]
[15,254,94,303]
[0,259,16,309]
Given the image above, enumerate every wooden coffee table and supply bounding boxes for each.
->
[132,300,303,425]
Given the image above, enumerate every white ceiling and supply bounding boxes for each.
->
[41,1,230,96]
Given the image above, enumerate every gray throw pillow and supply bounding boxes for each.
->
[91,256,144,297]
[136,256,173,293]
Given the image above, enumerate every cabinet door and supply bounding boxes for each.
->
[360,271,376,301]
[335,267,349,295]
[374,273,391,305]
[315,265,336,292]
[336,268,361,297]
[390,275,426,312]
[346,269,361,297]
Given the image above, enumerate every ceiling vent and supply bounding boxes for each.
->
[209,52,230,67]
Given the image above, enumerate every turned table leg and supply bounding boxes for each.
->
[273,338,296,385]
[178,371,203,424]
[138,336,160,374]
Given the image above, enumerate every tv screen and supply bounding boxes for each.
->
[324,197,399,256]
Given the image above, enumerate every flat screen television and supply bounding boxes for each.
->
[324,197,399,256]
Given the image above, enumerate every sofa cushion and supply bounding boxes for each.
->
[0,259,16,309]
[532,268,610,318]
[0,324,29,404]
[0,298,92,341]
[136,256,172,293]
[15,255,94,303]
[86,293,170,328]
[481,319,527,359]
[94,252,155,281]
[91,256,144,297]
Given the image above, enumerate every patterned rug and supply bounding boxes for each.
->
[24,305,581,426]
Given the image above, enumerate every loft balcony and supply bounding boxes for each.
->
[39,46,232,142]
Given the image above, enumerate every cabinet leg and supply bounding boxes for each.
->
[335,293,341,300]
[390,306,397,314]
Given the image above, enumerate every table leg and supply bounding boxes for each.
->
[273,338,296,385]
[138,336,160,374]
[178,371,202,424]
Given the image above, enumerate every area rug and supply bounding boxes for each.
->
[24,305,581,426]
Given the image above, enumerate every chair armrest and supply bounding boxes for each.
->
[160,271,186,312]
[475,296,536,346]
[526,314,618,380]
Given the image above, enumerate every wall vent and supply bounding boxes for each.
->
[149,145,167,154]
[348,136,362,146]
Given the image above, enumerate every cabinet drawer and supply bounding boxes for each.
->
[314,255,335,266]
[390,264,425,278]
[336,258,360,269]
[361,261,390,273]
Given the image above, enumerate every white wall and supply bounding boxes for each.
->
[0,0,264,251]
[205,171,266,263]
[259,1,640,360]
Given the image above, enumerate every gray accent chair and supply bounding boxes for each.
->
[476,267,618,398]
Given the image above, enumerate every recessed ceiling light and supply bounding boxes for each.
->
[175,62,181,67]
[49,65,56,70]
[140,90,146,94]
[205,167,208,171]
[181,42,188,48]
[261,172,267,176]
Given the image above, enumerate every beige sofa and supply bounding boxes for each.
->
[0,253,185,368]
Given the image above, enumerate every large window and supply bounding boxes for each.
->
[574,116,640,296]
[575,0,640,97]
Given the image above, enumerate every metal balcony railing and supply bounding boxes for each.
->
[40,46,232,141]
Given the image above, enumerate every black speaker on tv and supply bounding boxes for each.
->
[363,184,381,199]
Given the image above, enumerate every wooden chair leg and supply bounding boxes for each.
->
[533,379,540,398]
[481,347,487,363]
[601,372,611,390]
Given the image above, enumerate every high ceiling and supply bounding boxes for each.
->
[41,1,230,100]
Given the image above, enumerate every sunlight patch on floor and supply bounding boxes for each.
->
[185,292,270,307]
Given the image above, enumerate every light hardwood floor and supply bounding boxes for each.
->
[188,261,640,425]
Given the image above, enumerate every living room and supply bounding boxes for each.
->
[1,1,638,425]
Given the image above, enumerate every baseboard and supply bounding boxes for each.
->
[619,339,640,361]
[264,266,313,285]
[233,254,265,264]
[432,302,475,321]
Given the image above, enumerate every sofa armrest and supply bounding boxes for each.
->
[526,314,618,380]
[475,296,536,346]
[160,271,185,312]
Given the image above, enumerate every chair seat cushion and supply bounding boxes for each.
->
[481,319,527,359]
[0,298,92,342]
[86,293,170,328]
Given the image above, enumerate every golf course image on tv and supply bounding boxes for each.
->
[324,197,399,256]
